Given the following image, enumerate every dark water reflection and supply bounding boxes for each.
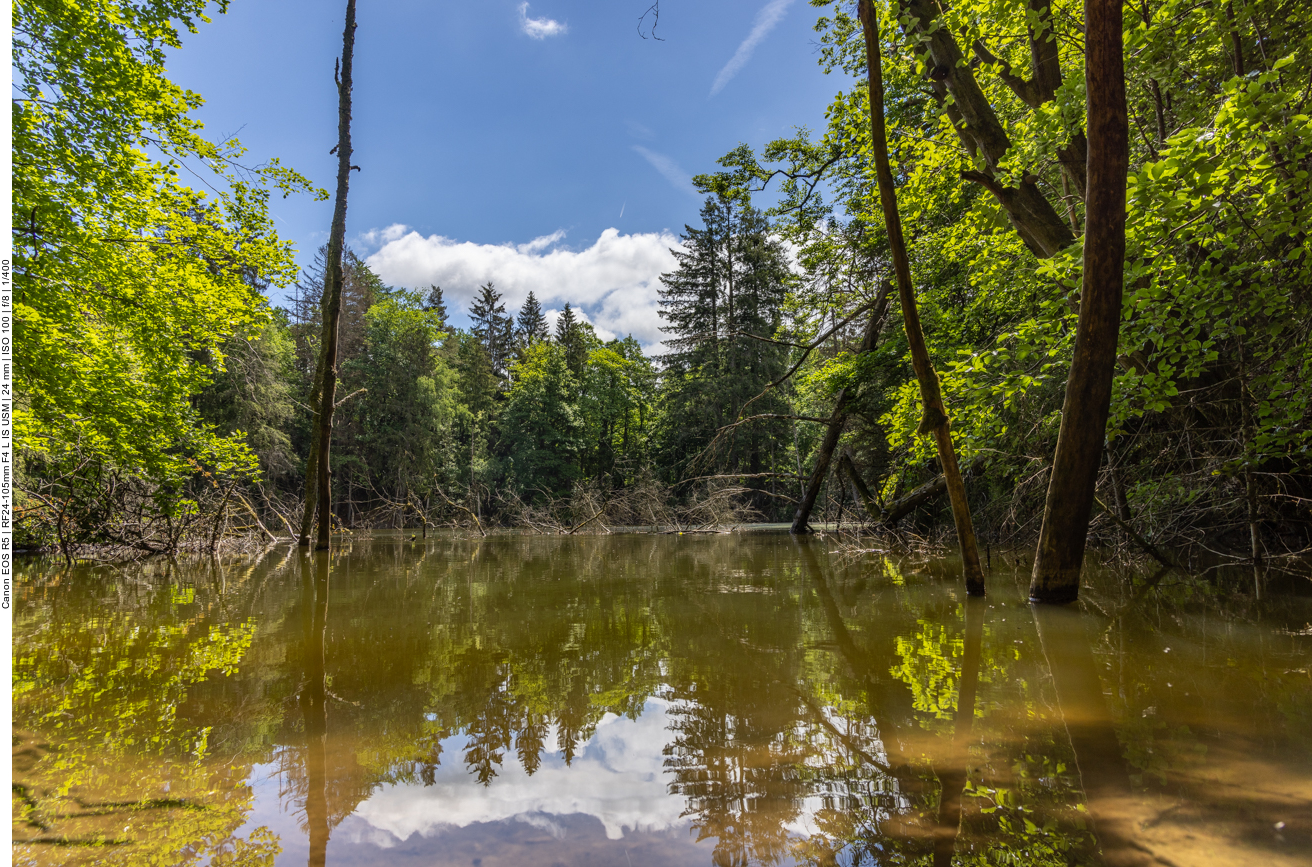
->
[12,534,1312,866]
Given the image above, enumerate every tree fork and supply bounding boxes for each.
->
[1030,0,1128,603]
[858,0,985,595]
[312,0,358,550]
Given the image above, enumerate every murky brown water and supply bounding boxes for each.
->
[11,533,1312,866]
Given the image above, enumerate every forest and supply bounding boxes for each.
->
[13,0,1312,595]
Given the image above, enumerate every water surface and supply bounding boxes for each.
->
[12,534,1312,866]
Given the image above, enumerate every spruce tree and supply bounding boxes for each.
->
[656,190,790,494]
[470,281,514,383]
[554,303,588,377]
[423,284,448,323]
[517,290,549,346]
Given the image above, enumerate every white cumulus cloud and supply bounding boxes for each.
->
[364,225,681,349]
[710,0,795,96]
[519,3,567,39]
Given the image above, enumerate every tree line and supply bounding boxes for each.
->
[13,0,1310,601]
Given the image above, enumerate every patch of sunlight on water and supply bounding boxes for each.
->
[12,533,1312,866]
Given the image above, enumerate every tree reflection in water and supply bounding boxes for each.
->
[11,534,1312,866]
[300,553,331,867]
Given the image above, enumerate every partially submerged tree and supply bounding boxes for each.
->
[1029,0,1129,603]
[856,0,985,594]
[303,0,359,550]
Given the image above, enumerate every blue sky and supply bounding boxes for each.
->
[169,0,847,345]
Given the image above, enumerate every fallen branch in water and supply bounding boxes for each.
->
[434,486,487,537]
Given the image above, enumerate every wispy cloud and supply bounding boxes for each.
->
[364,225,681,349]
[710,0,795,96]
[632,145,698,198]
[519,3,567,39]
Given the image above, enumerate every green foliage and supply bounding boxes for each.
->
[12,0,320,548]
[655,189,794,511]
[502,342,583,497]
[336,289,459,504]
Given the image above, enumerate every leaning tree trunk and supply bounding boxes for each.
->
[310,0,358,551]
[1030,0,1128,603]
[857,0,985,595]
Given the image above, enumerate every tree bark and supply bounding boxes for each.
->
[297,352,324,546]
[1030,0,1128,603]
[314,0,358,550]
[858,0,985,595]
[789,281,893,533]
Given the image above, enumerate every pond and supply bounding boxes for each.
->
[11,533,1312,866]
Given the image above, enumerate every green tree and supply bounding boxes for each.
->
[516,290,550,349]
[579,338,657,482]
[12,0,319,549]
[336,290,458,515]
[655,189,792,509]
[554,302,590,377]
[470,282,515,384]
[195,311,298,482]
[503,343,582,497]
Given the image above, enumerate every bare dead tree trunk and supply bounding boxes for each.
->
[313,0,358,551]
[298,353,324,546]
[790,281,893,533]
[857,0,985,595]
[1030,0,1128,603]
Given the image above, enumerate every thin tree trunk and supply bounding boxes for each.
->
[1238,336,1262,566]
[314,0,358,550]
[838,450,880,519]
[1030,0,1128,603]
[857,0,985,595]
[789,281,893,533]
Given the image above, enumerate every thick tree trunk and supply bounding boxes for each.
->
[790,281,893,533]
[858,0,985,595]
[1030,0,1128,603]
[313,0,358,550]
[297,353,324,545]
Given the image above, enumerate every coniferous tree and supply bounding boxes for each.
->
[554,303,588,378]
[656,190,790,498]
[470,281,514,384]
[423,284,448,323]
[517,291,549,347]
